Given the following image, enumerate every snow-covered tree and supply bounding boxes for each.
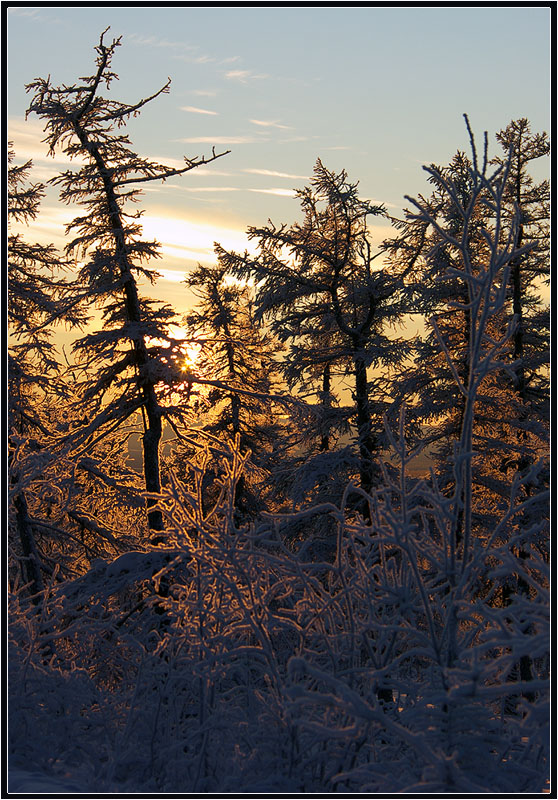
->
[384,116,549,702]
[218,160,411,500]
[492,118,549,407]
[25,29,229,535]
[385,119,549,536]
[8,146,87,600]
[176,259,287,517]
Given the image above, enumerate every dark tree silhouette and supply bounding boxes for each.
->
[218,160,412,501]
[25,30,229,536]
[181,258,285,517]
[492,118,549,409]
[8,146,86,601]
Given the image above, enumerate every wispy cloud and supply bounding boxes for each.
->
[8,117,81,180]
[178,136,264,145]
[362,197,399,210]
[188,168,233,177]
[174,54,215,64]
[180,106,219,116]
[140,215,256,268]
[157,268,187,283]
[225,70,269,82]
[244,168,308,180]
[192,89,218,97]
[225,70,250,81]
[128,33,220,65]
[249,188,297,198]
[128,33,195,51]
[279,135,311,143]
[322,146,350,151]
[250,119,291,130]
[178,187,240,193]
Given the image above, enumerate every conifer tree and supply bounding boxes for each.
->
[180,259,285,517]
[218,160,411,500]
[491,118,549,459]
[384,150,488,445]
[25,30,229,536]
[385,117,549,699]
[494,121,549,299]
[8,147,86,599]
[9,147,144,597]
[491,119,550,698]
[385,119,549,499]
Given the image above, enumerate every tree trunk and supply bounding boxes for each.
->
[320,363,331,452]
[228,391,247,516]
[142,389,164,538]
[13,491,44,603]
[511,218,526,400]
[353,340,376,496]
[507,151,535,699]
[74,125,165,538]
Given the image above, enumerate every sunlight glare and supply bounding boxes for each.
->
[166,324,201,372]
[140,215,257,270]
[182,342,202,371]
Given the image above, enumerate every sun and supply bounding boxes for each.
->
[182,342,202,371]
[165,324,202,372]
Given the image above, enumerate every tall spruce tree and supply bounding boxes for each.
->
[25,30,229,536]
[491,118,550,462]
[180,259,285,517]
[218,160,412,501]
[491,119,550,699]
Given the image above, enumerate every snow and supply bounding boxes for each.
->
[8,766,93,795]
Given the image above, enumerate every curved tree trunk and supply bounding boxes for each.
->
[72,124,165,538]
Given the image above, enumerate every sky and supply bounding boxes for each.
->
[7,4,552,315]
